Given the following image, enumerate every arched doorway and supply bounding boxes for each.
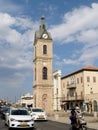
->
[42,94,47,111]
[80,102,83,111]
[70,102,73,109]
[93,100,97,111]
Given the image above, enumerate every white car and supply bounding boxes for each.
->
[30,108,47,121]
[5,107,34,129]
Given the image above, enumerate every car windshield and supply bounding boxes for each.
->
[1,107,10,112]
[11,110,29,115]
[32,109,44,112]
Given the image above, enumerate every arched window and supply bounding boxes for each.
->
[42,94,47,110]
[93,100,97,111]
[43,24,45,29]
[42,67,47,80]
[43,45,47,54]
[35,68,36,80]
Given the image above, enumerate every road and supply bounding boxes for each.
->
[0,116,94,130]
[0,119,70,130]
[35,120,70,130]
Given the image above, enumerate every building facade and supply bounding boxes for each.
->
[19,93,33,108]
[33,17,53,113]
[32,17,98,113]
[61,66,98,112]
[53,70,62,111]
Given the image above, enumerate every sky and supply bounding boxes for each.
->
[0,0,98,102]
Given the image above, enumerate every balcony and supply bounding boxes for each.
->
[67,83,76,89]
[61,94,84,102]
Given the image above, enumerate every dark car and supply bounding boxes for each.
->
[0,106,10,120]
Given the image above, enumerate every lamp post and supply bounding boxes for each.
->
[56,88,58,111]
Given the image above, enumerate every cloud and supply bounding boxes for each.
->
[79,46,98,65]
[0,12,38,93]
[50,3,98,66]
[50,3,98,42]
[0,0,22,15]
[77,29,98,47]
[0,1,98,101]
[39,2,58,16]
[63,59,77,65]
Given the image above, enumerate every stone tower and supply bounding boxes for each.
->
[33,16,53,113]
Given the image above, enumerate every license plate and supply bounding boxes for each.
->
[39,115,44,119]
[20,122,28,126]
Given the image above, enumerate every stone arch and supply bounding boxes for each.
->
[43,45,47,54]
[42,94,47,111]
[93,100,97,111]
[42,67,47,80]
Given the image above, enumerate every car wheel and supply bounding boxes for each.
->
[5,122,7,126]
[8,127,12,130]
[8,121,11,130]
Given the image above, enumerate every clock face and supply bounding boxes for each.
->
[42,33,48,39]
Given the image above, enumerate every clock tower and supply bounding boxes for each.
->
[33,16,53,112]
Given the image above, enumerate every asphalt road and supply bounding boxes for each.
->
[34,120,70,130]
[0,115,94,130]
[0,118,71,130]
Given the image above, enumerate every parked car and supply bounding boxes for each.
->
[0,106,10,120]
[5,107,34,129]
[30,108,47,121]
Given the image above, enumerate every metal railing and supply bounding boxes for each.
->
[61,94,84,102]
[67,83,76,89]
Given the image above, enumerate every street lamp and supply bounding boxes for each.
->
[56,88,58,111]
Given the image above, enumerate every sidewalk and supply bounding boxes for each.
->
[48,114,98,130]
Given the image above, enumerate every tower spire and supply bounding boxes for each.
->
[40,16,46,32]
[41,16,45,23]
[34,17,52,42]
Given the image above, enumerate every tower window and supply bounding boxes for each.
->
[42,67,47,80]
[43,24,45,29]
[43,45,47,54]
[35,68,36,80]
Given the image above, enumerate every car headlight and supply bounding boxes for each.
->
[32,114,36,116]
[10,118,16,121]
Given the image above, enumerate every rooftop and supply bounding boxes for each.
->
[62,66,98,79]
